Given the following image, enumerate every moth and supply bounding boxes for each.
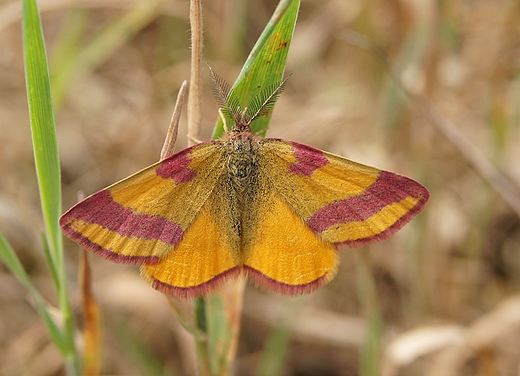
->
[60,71,429,299]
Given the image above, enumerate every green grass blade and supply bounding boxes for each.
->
[115,321,176,376]
[50,8,89,109]
[0,234,68,352]
[22,0,81,373]
[356,254,383,376]
[206,295,232,375]
[22,0,63,270]
[41,232,60,290]
[212,0,301,139]
[256,298,303,376]
[51,0,165,109]
[377,15,433,133]
[194,297,212,375]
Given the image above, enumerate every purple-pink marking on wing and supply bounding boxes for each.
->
[245,266,332,296]
[60,190,184,247]
[145,266,241,299]
[288,142,329,176]
[64,232,160,265]
[337,205,425,248]
[307,171,429,233]
[156,147,197,184]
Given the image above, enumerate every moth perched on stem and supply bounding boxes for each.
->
[60,72,429,299]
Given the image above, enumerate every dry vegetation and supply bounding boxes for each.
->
[1,0,520,375]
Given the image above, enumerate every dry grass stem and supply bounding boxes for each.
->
[160,80,187,160]
[187,0,203,145]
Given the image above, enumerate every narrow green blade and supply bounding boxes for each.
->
[212,0,301,138]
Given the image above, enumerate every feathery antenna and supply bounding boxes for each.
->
[208,66,232,113]
[208,65,290,128]
[247,75,290,124]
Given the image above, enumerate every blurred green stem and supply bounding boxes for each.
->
[356,251,383,376]
[195,297,212,376]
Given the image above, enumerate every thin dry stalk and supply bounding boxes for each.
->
[187,0,203,145]
[160,80,187,160]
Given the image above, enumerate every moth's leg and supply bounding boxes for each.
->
[188,135,203,144]
[253,125,269,136]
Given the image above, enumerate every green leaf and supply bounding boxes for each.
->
[212,0,301,139]
[22,0,63,269]
[22,0,81,373]
[0,234,67,352]
[115,321,176,376]
[206,295,232,375]
[51,0,165,109]
[256,298,303,376]
[41,232,59,291]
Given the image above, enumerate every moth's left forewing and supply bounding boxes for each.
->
[59,142,228,264]
[259,139,429,248]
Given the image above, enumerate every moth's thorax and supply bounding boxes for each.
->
[224,128,259,181]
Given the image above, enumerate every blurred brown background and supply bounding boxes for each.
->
[1,0,520,375]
